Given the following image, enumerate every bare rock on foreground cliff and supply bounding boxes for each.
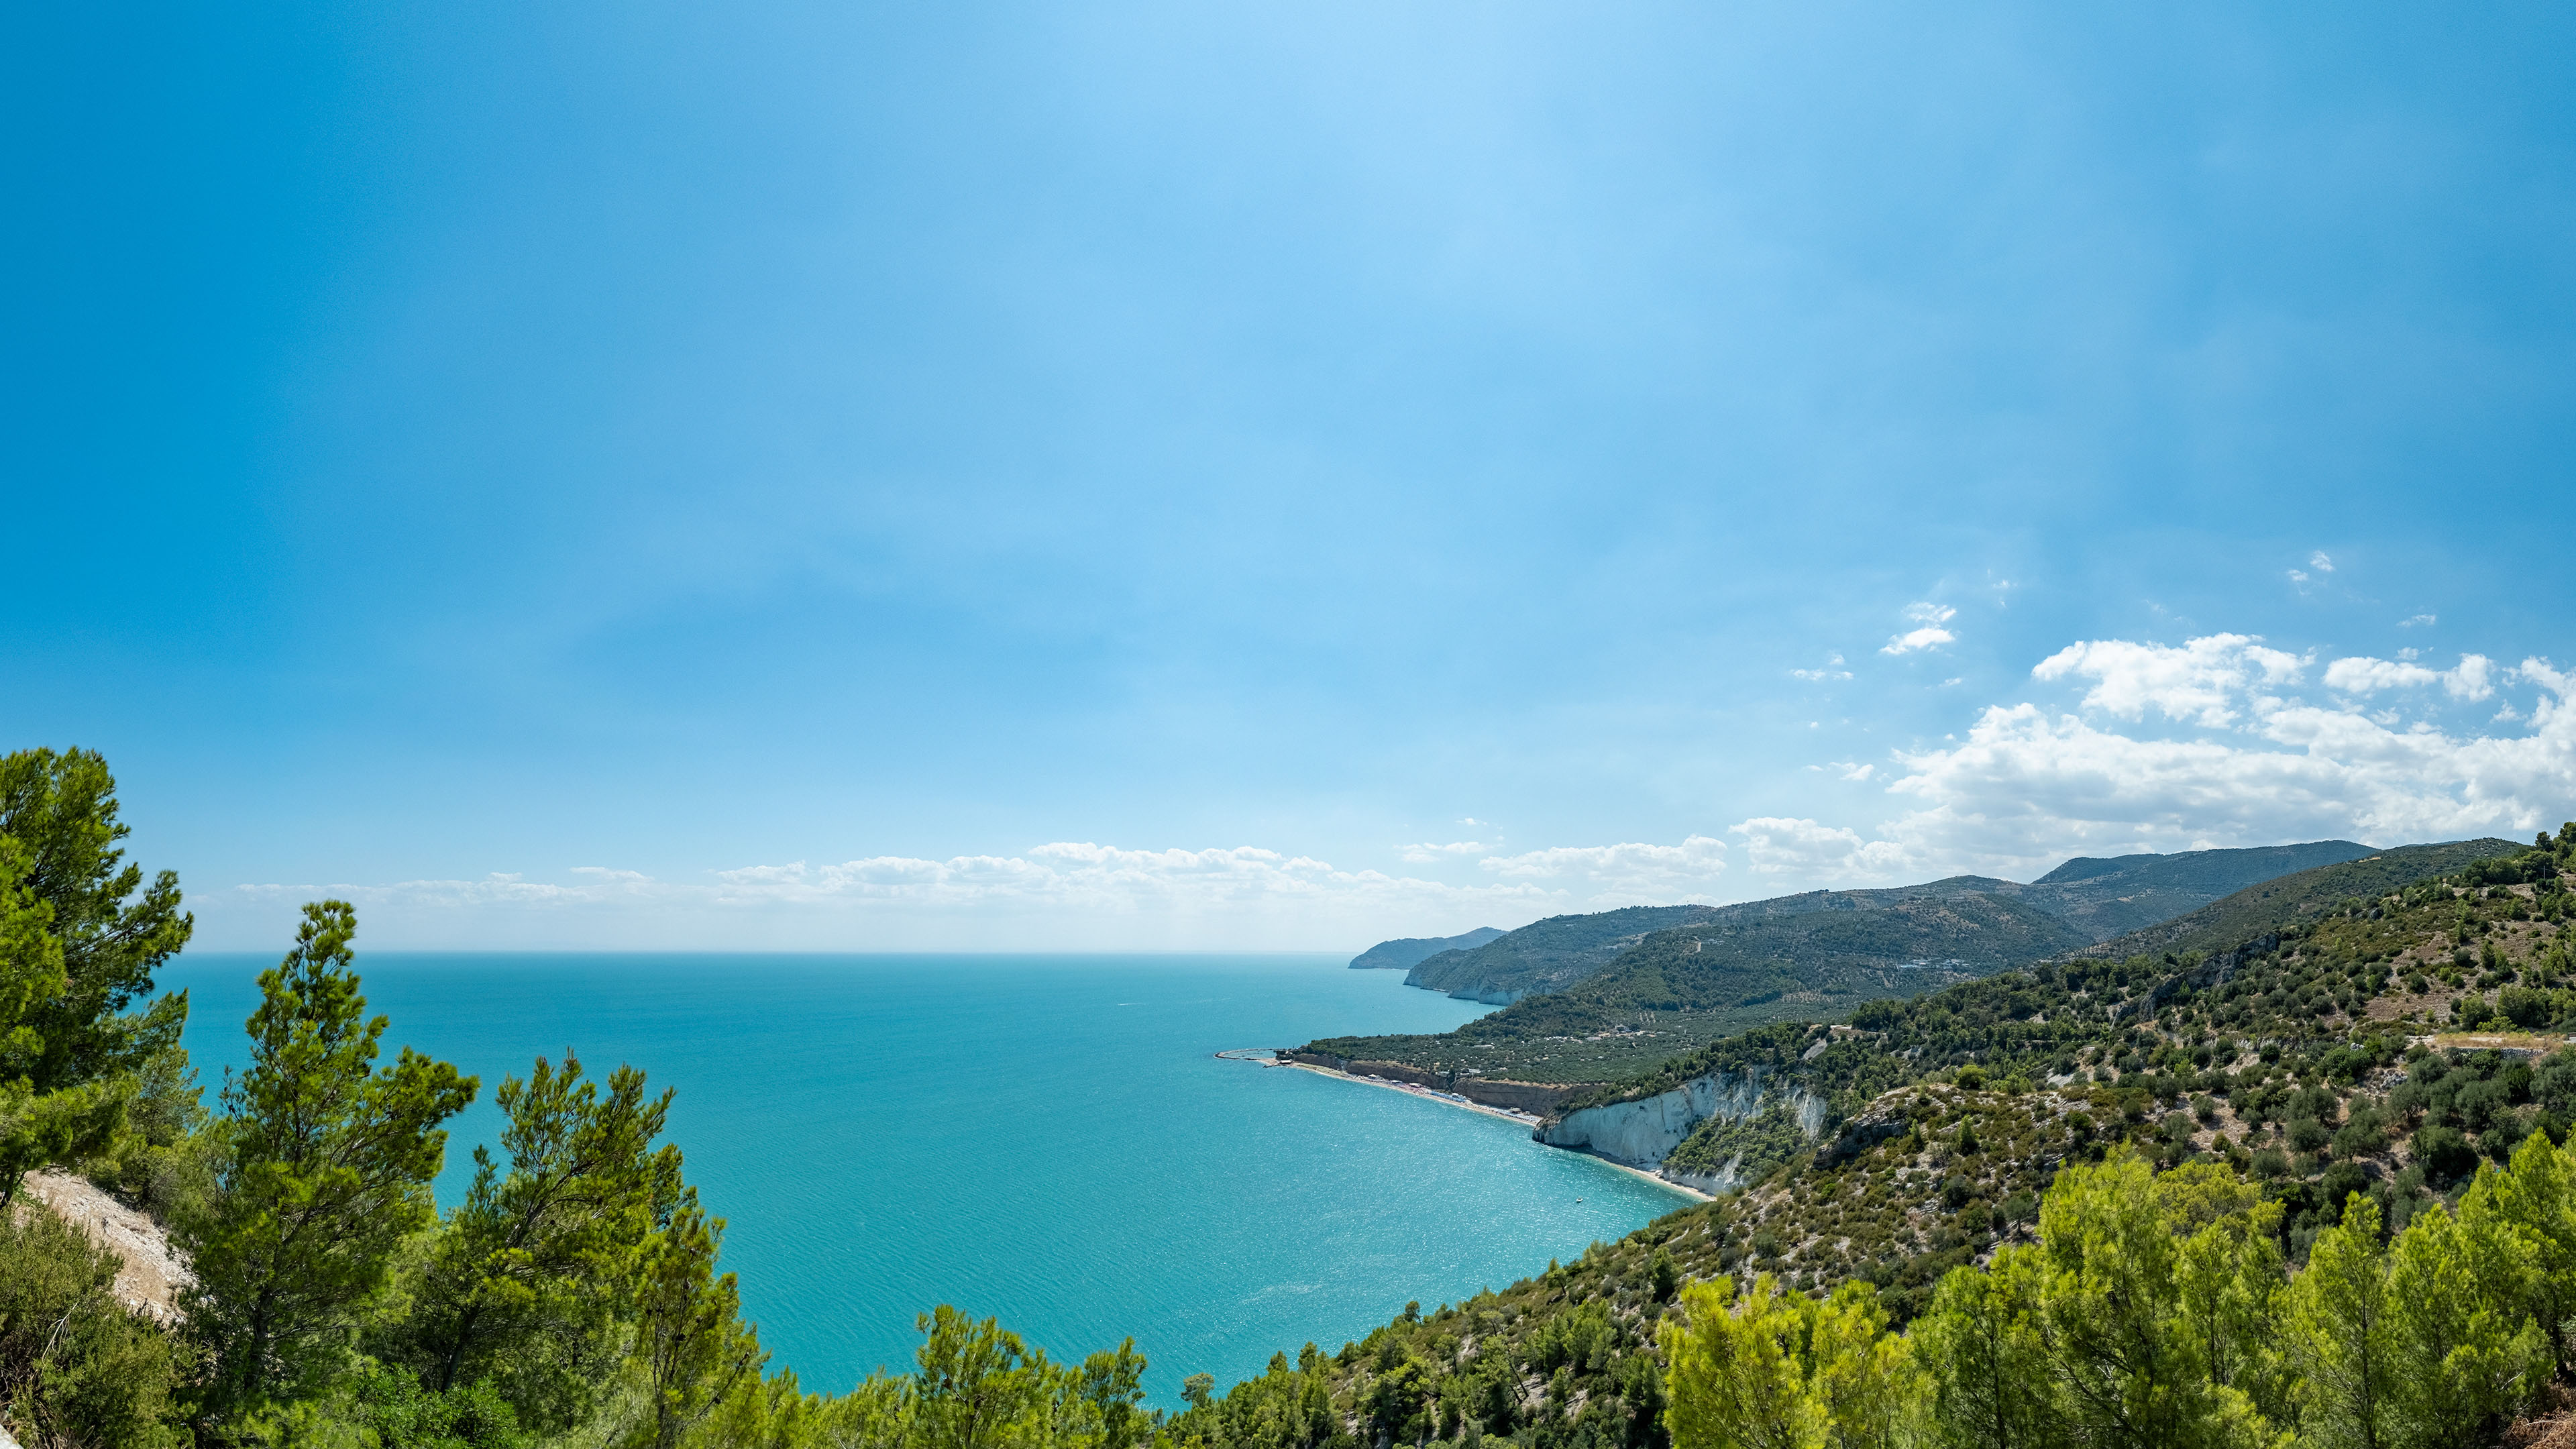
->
[18,1169,190,1324]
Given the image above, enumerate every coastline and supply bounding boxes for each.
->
[1263,1059,1713,1203]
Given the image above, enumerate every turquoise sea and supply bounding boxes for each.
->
[166,953,1695,1402]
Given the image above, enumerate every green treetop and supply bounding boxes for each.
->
[0,746,193,1200]
[178,900,477,1421]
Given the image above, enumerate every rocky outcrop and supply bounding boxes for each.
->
[1536,1067,1823,1170]
[18,1169,189,1324]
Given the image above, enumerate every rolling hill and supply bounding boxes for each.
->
[1399,841,2379,1004]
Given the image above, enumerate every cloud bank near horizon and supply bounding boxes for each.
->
[192,633,2576,953]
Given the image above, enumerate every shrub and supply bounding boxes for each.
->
[2412,1123,2478,1183]
[0,1206,189,1446]
[2316,1161,2369,1215]
[2499,985,2553,1028]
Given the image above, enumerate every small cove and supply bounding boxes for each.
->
[168,951,1695,1402]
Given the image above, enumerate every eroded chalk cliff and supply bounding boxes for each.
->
[1534,1067,1827,1189]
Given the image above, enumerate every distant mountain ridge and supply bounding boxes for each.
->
[1299,835,2518,1093]
[1401,841,2378,1004]
[1346,926,1507,971]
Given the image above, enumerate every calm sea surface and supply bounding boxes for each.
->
[166,953,1694,1401]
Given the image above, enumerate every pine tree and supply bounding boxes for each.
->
[1660,1275,1827,1449]
[632,1185,765,1449]
[2286,1195,2398,1449]
[2464,1132,2576,1370]
[396,1050,683,1430]
[0,747,193,1199]
[1914,1247,2057,1449]
[176,900,475,1419]
[2381,1195,2550,1446]
[2027,1153,2257,1449]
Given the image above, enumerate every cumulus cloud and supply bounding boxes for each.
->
[2311,551,2335,573]
[2031,635,2304,727]
[1882,603,1957,656]
[1739,639,2576,890]
[1399,840,1487,863]
[2323,653,2496,700]
[1793,653,1852,682]
[1730,818,1911,878]
[1476,836,1729,902]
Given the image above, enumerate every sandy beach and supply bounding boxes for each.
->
[1262,1058,1714,1203]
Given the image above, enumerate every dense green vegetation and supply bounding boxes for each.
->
[2075,837,2520,964]
[2004,839,2374,938]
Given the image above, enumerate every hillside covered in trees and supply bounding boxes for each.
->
[1304,837,2522,1089]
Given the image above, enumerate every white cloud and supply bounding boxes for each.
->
[2322,656,2440,692]
[2031,635,2304,727]
[1731,641,2576,891]
[2310,551,2335,573]
[1731,818,1912,878]
[1475,836,1729,903]
[2323,653,2496,701]
[205,835,1743,949]
[2401,614,2437,629]
[201,632,2575,949]
[1882,602,1957,656]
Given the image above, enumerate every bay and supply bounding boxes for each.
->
[166,951,1695,1402]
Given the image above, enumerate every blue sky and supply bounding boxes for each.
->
[7,3,2575,951]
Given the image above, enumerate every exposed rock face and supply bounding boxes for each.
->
[1535,1067,1824,1171]
[18,1169,189,1324]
